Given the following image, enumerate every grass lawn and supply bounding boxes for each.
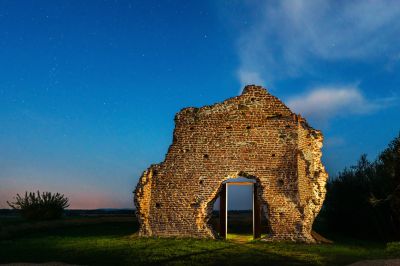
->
[0,217,399,266]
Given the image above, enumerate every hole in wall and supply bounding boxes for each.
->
[246,125,251,130]
[238,104,248,110]
[155,203,161,209]
[203,154,209,159]
[277,179,284,187]
[226,126,232,130]
[190,202,199,208]
[295,222,303,233]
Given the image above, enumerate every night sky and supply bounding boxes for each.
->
[1,1,399,209]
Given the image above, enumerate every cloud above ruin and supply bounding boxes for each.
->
[286,85,396,122]
[234,0,400,87]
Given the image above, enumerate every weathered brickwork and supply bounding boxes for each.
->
[134,85,328,242]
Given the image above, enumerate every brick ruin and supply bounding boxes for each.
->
[134,85,328,242]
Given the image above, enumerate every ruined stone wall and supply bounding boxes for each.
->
[134,85,328,242]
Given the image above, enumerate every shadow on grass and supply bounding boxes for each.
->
[1,217,139,240]
[0,216,397,266]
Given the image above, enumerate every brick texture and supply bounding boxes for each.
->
[134,85,328,242]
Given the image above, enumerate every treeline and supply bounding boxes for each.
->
[322,132,400,241]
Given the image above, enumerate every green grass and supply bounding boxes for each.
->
[0,217,399,266]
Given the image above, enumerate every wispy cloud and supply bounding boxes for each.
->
[286,85,396,122]
[235,0,400,86]
[238,70,265,88]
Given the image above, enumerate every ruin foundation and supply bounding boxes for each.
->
[134,85,328,242]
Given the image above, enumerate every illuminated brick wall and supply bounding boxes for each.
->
[134,85,328,242]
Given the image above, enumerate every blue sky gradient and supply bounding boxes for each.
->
[1,1,399,209]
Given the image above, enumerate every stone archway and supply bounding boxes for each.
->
[134,85,328,243]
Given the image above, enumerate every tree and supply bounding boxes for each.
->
[324,133,400,241]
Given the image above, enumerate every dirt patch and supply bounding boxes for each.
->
[311,230,333,244]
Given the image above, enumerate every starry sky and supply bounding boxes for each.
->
[1,1,399,209]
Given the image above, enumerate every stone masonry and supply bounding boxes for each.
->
[134,85,328,242]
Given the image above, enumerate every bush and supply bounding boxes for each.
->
[7,191,70,220]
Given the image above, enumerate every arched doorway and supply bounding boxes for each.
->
[217,177,262,240]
